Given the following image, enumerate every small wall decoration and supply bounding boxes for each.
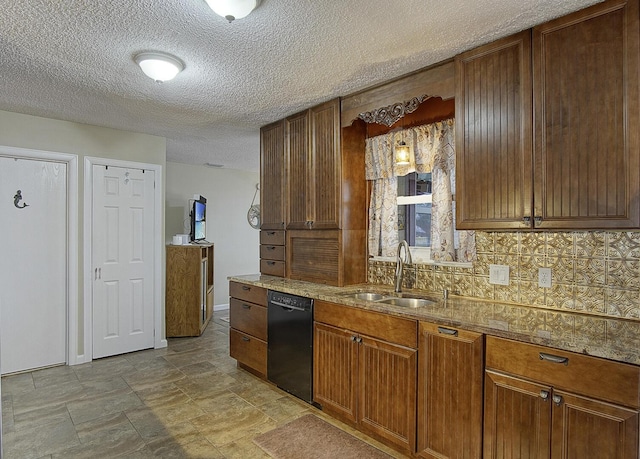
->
[13,189,29,209]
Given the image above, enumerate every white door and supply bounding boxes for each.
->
[92,164,155,358]
[0,157,67,374]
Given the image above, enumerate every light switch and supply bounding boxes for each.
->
[489,264,510,286]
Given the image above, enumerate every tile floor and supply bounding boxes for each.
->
[1,311,405,458]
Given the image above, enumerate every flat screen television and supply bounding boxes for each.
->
[190,196,207,242]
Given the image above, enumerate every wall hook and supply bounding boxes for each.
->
[14,190,29,209]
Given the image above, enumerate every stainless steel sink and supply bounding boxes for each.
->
[376,297,435,308]
[350,292,387,301]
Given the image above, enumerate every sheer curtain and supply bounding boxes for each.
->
[365,119,476,262]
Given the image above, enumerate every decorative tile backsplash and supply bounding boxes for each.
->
[368,231,640,321]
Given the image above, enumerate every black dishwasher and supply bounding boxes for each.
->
[267,290,314,404]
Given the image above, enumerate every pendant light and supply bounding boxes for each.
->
[395,141,411,165]
[204,0,261,22]
[134,52,184,83]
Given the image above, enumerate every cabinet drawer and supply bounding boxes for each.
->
[260,230,285,245]
[486,336,640,409]
[315,300,417,349]
[260,259,285,277]
[230,328,267,375]
[260,244,285,261]
[229,281,267,306]
[229,298,266,340]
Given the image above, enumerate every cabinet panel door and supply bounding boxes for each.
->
[358,335,417,453]
[313,323,358,422]
[286,110,311,229]
[484,370,551,459]
[455,31,533,230]
[533,0,640,228]
[551,390,639,459]
[418,323,483,459]
[309,98,341,229]
[287,230,341,285]
[260,120,286,230]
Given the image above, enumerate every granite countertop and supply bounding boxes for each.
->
[228,274,640,366]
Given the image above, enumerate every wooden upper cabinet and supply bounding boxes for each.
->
[286,99,341,230]
[286,110,310,229]
[533,0,640,229]
[260,120,286,230]
[456,0,640,230]
[309,99,341,229]
[455,31,533,230]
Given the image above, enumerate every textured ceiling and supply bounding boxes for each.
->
[1,0,602,171]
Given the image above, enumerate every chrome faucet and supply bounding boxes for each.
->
[394,240,412,292]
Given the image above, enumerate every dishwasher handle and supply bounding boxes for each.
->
[270,299,308,312]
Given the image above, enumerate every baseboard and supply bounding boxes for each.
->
[214,303,229,312]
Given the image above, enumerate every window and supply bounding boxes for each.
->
[398,172,432,258]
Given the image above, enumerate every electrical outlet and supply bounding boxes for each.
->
[489,264,510,286]
[539,267,552,288]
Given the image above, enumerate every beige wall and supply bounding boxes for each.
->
[0,109,166,360]
[166,162,260,306]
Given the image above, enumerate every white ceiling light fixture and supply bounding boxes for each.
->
[134,52,184,83]
[204,0,261,22]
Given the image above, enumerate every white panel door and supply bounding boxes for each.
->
[92,165,154,358]
[0,157,67,374]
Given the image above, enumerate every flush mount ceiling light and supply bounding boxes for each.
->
[134,52,184,83]
[204,0,261,22]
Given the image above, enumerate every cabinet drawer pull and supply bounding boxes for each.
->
[242,336,250,342]
[267,261,276,266]
[242,303,251,309]
[266,246,276,250]
[267,231,276,235]
[552,394,563,406]
[437,326,458,336]
[241,286,251,291]
[539,352,568,365]
[540,390,549,401]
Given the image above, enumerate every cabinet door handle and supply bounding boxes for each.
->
[534,216,543,226]
[242,303,251,309]
[350,335,357,342]
[355,337,362,344]
[540,390,550,401]
[242,336,250,342]
[523,216,531,225]
[437,326,458,336]
[539,352,569,366]
[552,394,563,406]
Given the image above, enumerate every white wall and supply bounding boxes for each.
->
[0,109,166,360]
[166,162,260,306]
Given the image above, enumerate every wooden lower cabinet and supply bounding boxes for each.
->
[417,322,484,459]
[313,318,417,454]
[484,336,640,459]
[313,323,358,422]
[228,281,268,377]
